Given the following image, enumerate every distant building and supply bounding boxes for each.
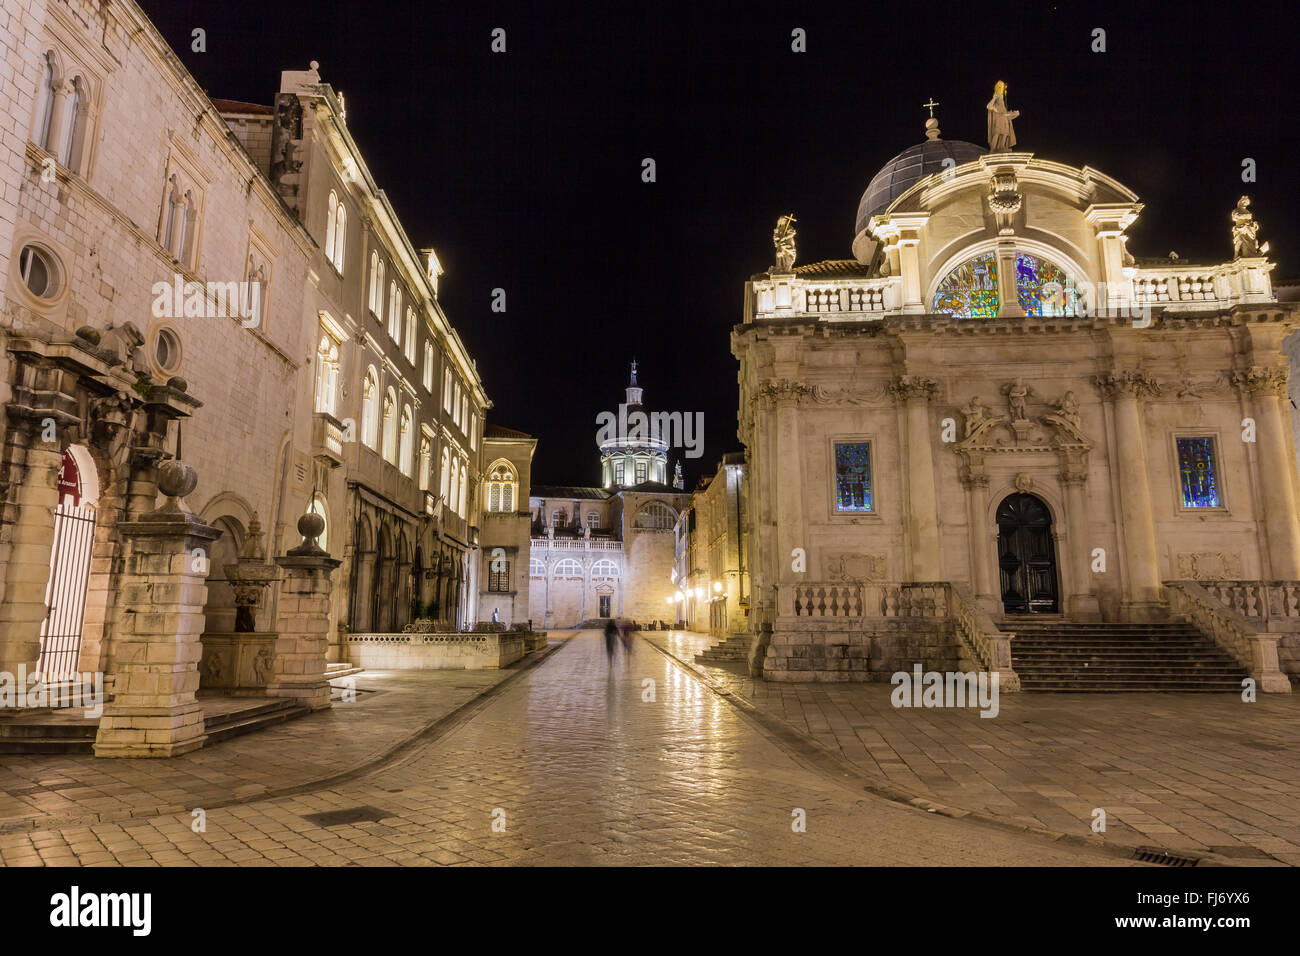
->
[673,453,749,636]
[476,424,537,627]
[525,364,689,628]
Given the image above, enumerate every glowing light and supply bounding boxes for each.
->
[712,581,722,593]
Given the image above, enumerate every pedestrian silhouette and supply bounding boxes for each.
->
[603,618,618,662]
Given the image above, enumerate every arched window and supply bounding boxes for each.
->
[443,369,453,411]
[332,202,346,272]
[553,558,582,578]
[368,252,380,313]
[388,281,400,341]
[423,343,434,391]
[418,437,432,491]
[325,191,337,264]
[57,76,83,171]
[932,250,1082,318]
[440,447,451,501]
[361,367,379,448]
[314,335,340,414]
[486,461,518,513]
[635,502,676,530]
[381,388,398,463]
[399,406,414,476]
[591,559,619,578]
[33,52,56,150]
[529,558,545,577]
[459,463,468,516]
[449,460,460,514]
[404,307,416,362]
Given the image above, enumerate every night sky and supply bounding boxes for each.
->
[136,0,1300,487]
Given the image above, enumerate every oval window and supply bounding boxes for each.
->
[19,245,58,298]
[153,327,182,374]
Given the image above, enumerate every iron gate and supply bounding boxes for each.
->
[36,500,96,679]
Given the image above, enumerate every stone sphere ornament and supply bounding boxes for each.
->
[157,458,198,499]
[298,510,325,543]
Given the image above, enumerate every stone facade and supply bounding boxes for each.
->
[674,452,749,636]
[733,119,1300,686]
[476,426,536,627]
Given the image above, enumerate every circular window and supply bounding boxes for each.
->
[153,328,182,374]
[19,245,59,298]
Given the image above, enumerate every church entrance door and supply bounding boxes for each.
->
[996,493,1059,614]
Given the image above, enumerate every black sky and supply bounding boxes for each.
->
[136,0,1300,487]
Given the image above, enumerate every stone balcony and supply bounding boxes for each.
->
[311,411,345,467]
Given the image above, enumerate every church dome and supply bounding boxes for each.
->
[855,138,986,237]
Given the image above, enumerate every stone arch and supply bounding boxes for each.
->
[926,237,1093,316]
[352,512,376,631]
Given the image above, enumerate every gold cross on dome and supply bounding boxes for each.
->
[923,98,940,118]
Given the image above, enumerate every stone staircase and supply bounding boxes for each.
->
[695,633,753,665]
[1008,619,1247,691]
[0,698,311,755]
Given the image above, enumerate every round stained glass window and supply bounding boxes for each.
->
[932,251,1083,318]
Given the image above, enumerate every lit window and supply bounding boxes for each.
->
[382,388,397,463]
[419,437,432,490]
[635,502,675,530]
[332,202,345,272]
[635,460,647,484]
[361,367,379,448]
[1177,437,1221,508]
[587,512,599,529]
[932,251,1082,318]
[388,282,400,341]
[470,412,477,450]
[833,441,873,512]
[399,405,414,476]
[488,559,511,592]
[591,559,618,578]
[486,462,517,513]
[423,343,434,391]
[440,447,451,501]
[553,558,582,578]
[529,558,545,577]
[405,308,416,363]
[33,52,55,150]
[314,335,340,414]
[614,461,624,485]
[325,191,337,264]
[459,463,467,516]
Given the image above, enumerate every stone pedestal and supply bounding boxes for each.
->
[94,462,221,757]
[268,514,341,711]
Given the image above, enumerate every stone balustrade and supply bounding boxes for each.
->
[948,582,1020,692]
[531,538,624,551]
[1199,580,1300,628]
[750,276,899,319]
[346,630,545,669]
[1165,580,1292,693]
[1129,259,1273,311]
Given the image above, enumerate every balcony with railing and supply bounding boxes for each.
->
[311,412,345,467]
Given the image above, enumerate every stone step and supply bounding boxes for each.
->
[204,700,311,745]
[326,663,365,680]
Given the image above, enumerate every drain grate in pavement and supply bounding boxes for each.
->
[1133,846,1199,867]
[300,805,390,827]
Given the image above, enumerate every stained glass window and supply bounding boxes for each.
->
[1176,437,1220,508]
[834,442,873,512]
[932,251,1082,318]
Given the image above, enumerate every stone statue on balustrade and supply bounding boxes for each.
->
[772,214,797,272]
[1231,196,1269,258]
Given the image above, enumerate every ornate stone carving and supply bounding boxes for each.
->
[1095,370,1162,399]
[810,383,888,405]
[1175,551,1243,581]
[1013,473,1034,493]
[825,552,887,583]
[252,646,273,684]
[887,375,938,402]
[1230,365,1288,397]
[1172,375,1228,398]
[987,171,1022,234]
[757,379,812,406]
[1230,195,1268,259]
[960,396,994,439]
[1042,391,1087,442]
[772,214,797,272]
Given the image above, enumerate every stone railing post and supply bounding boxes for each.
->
[269,511,341,711]
[94,460,221,757]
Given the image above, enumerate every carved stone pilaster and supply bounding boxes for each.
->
[1230,365,1289,397]
[755,378,811,408]
[987,171,1022,235]
[1094,370,1162,399]
[887,375,938,403]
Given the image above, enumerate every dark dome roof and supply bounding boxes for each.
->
[855,139,986,236]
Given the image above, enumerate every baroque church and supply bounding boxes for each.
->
[733,85,1300,692]
[509,363,689,629]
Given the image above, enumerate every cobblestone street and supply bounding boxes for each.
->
[0,633,1124,866]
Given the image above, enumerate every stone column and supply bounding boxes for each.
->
[94,460,221,757]
[890,376,942,580]
[1097,371,1162,619]
[269,512,341,711]
[1234,366,1300,578]
[961,473,995,605]
[1060,469,1100,619]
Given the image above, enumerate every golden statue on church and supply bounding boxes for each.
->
[986,81,1019,152]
